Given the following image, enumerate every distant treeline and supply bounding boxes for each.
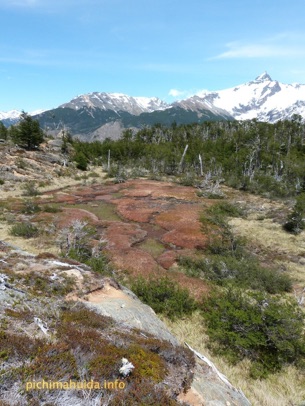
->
[72,116,305,197]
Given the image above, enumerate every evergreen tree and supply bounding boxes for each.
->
[10,111,44,149]
[0,121,7,140]
[283,193,305,234]
[74,151,88,171]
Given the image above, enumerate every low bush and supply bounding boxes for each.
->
[110,379,180,405]
[86,254,113,276]
[20,272,75,296]
[10,222,39,238]
[206,201,243,219]
[200,202,244,256]
[202,288,305,378]
[21,200,41,214]
[131,277,197,320]
[43,204,62,213]
[194,200,293,293]
[283,193,305,234]
[22,181,40,196]
[60,304,113,330]
[0,330,45,360]
[74,151,88,171]
[179,254,292,294]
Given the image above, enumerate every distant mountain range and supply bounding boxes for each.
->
[2,73,305,140]
[33,93,231,141]
[0,110,23,127]
[0,109,45,127]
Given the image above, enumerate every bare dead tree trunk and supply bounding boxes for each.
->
[179,144,188,172]
[107,149,111,172]
[199,154,203,176]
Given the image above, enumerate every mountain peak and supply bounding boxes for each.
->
[254,72,272,82]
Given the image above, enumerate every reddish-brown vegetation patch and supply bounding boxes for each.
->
[55,208,100,228]
[113,197,169,223]
[110,248,160,276]
[156,204,207,249]
[120,179,201,202]
[157,250,178,269]
[37,178,210,296]
[105,222,147,250]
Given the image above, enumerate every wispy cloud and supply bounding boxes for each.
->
[212,34,305,59]
[168,87,210,100]
[168,89,186,97]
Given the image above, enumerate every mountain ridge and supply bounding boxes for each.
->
[194,71,305,122]
[2,73,305,139]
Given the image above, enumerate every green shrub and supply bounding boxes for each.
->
[202,288,305,378]
[60,304,113,330]
[21,200,41,214]
[131,277,197,320]
[283,193,305,234]
[178,171,197,186]
[200,202,244,256]
[74,151,88,171]
[86,254,113,276]
[196,201,293,293]
[43,204,62,213]
[10,222,39,238]
[178,254,292,294]
[207,201,243,219]
[22,181,40,196]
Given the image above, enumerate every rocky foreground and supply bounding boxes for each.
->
[0,241,250,405]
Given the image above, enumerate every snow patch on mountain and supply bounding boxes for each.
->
[0,110,22,121]
[0,109,47,127]
[60,92,170,115]
[193,72,305,122]
[2,73,305,126]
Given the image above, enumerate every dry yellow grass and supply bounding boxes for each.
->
[229,217,305,257]
[229,217,305,291]
[0,220,58,255]
[161,312,305,406]
[0,167,107,254]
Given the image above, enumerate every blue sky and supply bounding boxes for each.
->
[1,0,305,112]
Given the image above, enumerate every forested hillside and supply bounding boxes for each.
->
[72,116,305,198]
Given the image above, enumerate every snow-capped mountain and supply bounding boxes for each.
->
[190,72,305,122]
[2,73,305,140]
[60,92,170,115]
[0,110,22,126]
[0,109,46,127]
[172,97,232,120]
